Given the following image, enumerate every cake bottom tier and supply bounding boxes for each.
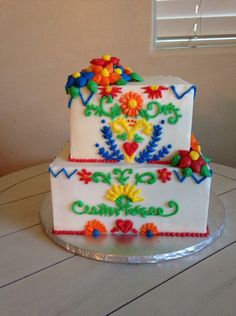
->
[49,146,212,237]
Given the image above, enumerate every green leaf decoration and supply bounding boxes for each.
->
[91,172,112,185]
[139,101,161,121]
[117,133,127,141]
[130,72,144,82]
[68,86,80,98]
[183,167,192,177]
[107,95,113,103]
[115,195,132,210]
[171,154,181,166]
[202,156,212,163]
[84,97,121,120]
[160,103,182,124]
[84,104,102,117]
[133,134,144,143]
[139,101,182,124]
[87,80,98,93]
[135,172,157,185]
[113,168,133,185]
[110,103,122,119]
[116,78,128,86]
[201,165,211,177]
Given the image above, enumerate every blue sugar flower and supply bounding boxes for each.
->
[65,71,95,92]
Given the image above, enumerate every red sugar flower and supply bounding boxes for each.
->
[99,86,122,98]
[77,169,92,184]
[157,168,172,183]
[90,55,120,67]
[142,85,168,99]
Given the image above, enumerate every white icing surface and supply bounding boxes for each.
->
[50,145,211,234]
[70,77,195,161]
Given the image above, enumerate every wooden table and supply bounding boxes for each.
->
[0,163,236,316]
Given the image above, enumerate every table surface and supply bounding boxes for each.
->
[0,162,236,316]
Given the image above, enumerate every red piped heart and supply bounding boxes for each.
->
[116,219,133,233]
[123,142,138,157]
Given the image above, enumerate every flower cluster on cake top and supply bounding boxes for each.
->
[171,134,212,177]
[65,54,144,99]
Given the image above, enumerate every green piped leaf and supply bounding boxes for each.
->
[116,78,128,86]
[135,172,157,185]
[130,72,144,82]
[110,103,122,119]
[133,134,144,143]
[87,80,98,93]
[92,172,112,185]
[113,168,133,185]
[117,133,127,141]
[68,86,80,98]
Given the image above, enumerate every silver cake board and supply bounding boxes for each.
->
[40,192,225,264]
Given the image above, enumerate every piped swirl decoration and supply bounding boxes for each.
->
[71,199,179,218]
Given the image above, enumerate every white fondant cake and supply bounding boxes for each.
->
[49,55,212,237]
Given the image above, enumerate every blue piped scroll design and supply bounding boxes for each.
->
[68,91,95,108]
[173,169,213,184]
[79,91,95,106]
[135,120,172,163]
[170,85,197,100]
[48,167,78,179]
[97,125,124,161]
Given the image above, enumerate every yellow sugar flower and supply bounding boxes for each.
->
[106,184,144,203]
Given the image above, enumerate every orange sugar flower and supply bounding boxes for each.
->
[119,91,143,117]
[84,220,107,237]
[191,134,201,152]
[91,63,120,86]
[140,223,159,237]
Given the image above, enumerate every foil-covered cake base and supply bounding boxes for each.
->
[40,192,225,264]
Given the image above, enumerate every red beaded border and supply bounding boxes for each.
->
[147,160,171,165]
[69,156,171,165]
[53,227,209,237]
[69,156,118,163]
[52,229,85,235]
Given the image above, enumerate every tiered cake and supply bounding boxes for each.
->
[49,55,212,238]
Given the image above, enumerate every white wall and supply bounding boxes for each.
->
[1,0,236,175]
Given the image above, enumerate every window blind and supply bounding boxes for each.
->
[154,0,236,49]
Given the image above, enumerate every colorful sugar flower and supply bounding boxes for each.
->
[65,71,95,91]
[171,149,211,177]
[142,85,168,99]
[106,184,144,203]
[119,92,144,117]
[91,62,120,86]
[157,168,172,183]
[84,220,107,237]
[65,54,144,91]
[90,54,120,67]
[114,66,131,82]
[77,169,92,184]
[99,86,122,98]
[191,134,201,152]
[140,223,159,237]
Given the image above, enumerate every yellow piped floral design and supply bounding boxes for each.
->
[110,117,152,141]
[106,183,144,203]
